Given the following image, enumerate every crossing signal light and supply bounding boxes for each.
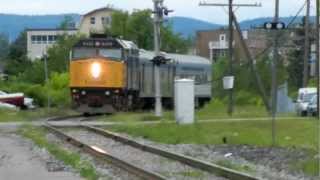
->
[264,22,286,30]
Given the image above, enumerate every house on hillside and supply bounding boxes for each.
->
[79,7,114,36]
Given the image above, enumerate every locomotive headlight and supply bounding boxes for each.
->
[91,62,101,79]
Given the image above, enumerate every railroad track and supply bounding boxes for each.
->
[43,117,259,180]
[44,123,166,180]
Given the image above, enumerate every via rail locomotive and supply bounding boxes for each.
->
[69,35,212,114]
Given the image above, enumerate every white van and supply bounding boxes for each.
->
[296,88,317,116]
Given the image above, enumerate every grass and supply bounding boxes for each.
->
[98,101,296,124]
[19,125,99,180]
[0,108,77,122]
[108,118,319,176]
[109,119,317,149]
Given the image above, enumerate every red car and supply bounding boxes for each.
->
[0,91,25,108]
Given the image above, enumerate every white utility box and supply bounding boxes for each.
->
[174,79,195,124]
[223,76,235,90]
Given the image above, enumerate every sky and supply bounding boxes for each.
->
[0,0,316,24]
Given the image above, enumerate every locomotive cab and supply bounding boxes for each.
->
[69,36,139,114]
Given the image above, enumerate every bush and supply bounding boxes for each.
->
[0,73,70,108]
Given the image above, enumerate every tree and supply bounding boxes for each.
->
[0,33,9,61]
[4,31,30,75]
[108,9,190,53]
[126,10,154,50]
[46,34,80,74]
[287,19,307,89]
[109,10,129,38]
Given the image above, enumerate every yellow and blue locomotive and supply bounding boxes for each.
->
[70,35,212,114]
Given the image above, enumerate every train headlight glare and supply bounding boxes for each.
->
[91,63,101,79]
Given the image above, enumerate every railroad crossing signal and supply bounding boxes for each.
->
[264,22,286,30]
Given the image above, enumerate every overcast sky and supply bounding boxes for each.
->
[0,0,316,24]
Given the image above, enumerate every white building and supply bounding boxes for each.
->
[26,28,78,61]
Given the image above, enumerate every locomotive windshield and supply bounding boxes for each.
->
[72,47,122,60]
[72,38,124,60]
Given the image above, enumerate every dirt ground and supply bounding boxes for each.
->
[0,133,81,180]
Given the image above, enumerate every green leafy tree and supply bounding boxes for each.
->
[4,31,31,75]
[46,34,80,73]
[0,34,9,61]
[108,9,190,53]
[109,10,129,38]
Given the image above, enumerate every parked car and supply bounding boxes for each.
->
[296,88,317,116]
[307,95,318,117]
[0,91,35,109]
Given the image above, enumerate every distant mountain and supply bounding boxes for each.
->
[0,14,81,41]
[0,14,315,42]
[240,16,316,29]
[167,17,222,38]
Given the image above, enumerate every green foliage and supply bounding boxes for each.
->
[109,10,129,38]
[0,33,9,61]
[212,55,288,106]
[110,118,317,150]
[4,31,30,75]
[109,9,190,53]
[46,73,70,107]
[0,73,70,107]
[47,34,81,73]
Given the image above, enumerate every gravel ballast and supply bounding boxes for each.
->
[117,132,317,180]
[46,133,141,180]
[65,129,228,180]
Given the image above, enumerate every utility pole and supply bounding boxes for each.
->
[153,0,162,117]
[228,0,234,116]
[317,0,320,119]
[316,0,320,176]
[303,0,311,87]
[43,54,51,110]
[317,0,320,177]
[270,0,280,147]
[152,0,172,117]
[199,1,264,114]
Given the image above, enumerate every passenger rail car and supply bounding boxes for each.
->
[69,36,212,114]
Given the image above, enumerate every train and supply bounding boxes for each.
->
[69,35,212,114]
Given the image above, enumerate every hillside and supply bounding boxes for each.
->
[167,17,222,38]
[0,14,80,41]
[0,14,314,41]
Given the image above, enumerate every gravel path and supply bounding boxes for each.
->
[0,133,81,180]
[46,133,142,180]
[65,129,227,180]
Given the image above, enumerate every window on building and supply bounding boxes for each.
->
[31,35,37,44]
[90,17,96,24]
[220,34,226,41]
[48,35,54,44]
[36,36,42,44]
[42,36,47,44]
[101,16,111,25]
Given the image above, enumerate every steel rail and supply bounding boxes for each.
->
[46,115,85,122]
[43,124,166,180]
[82,125,259,180]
